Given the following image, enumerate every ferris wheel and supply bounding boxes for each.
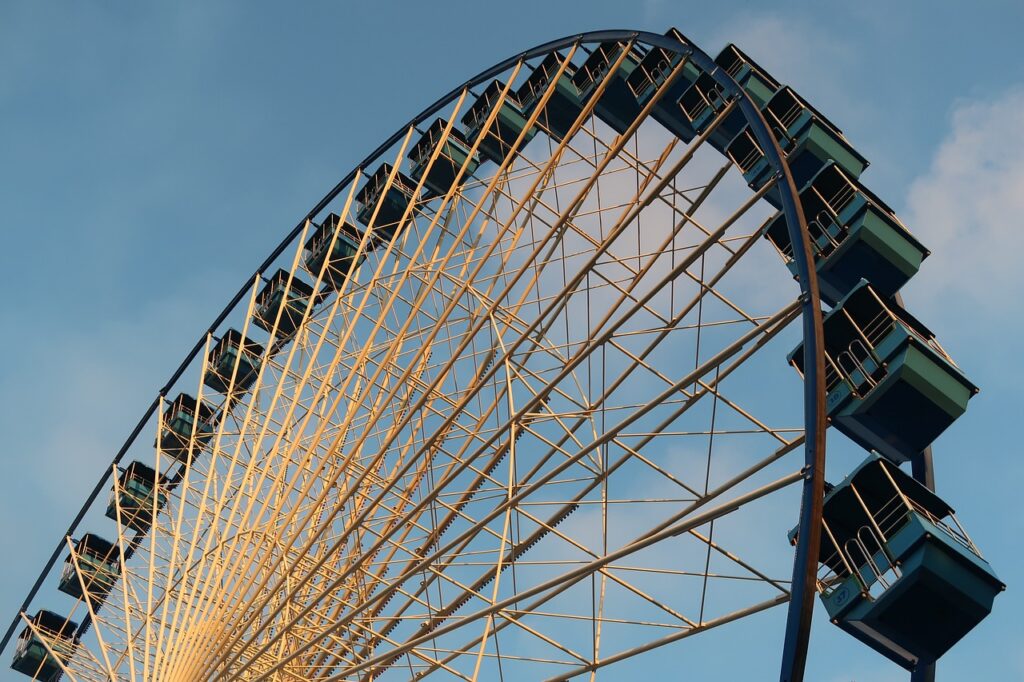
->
[1,29,1003,682]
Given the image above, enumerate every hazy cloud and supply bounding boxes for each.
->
[902,87,1024,316]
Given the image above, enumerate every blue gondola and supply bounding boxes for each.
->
[517,52,584,141]
[461,79,537,165]
[624,28,702,141]
[10,611,78,681]
[304,213,367,289]
[570,41,642,135]
[789,281,977,463]
[253,268,316,334]
[810,455,1002,671]
[105,461,167,532]
[677,44,780,153]
[762,162,929,304]
[57,533,119,601]
[726,86,868,208]
[155,392,215,462]
[355,163,418,243]
[408,118,481,197]
[203,328,264,394]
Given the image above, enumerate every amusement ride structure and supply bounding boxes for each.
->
[1,28,1003,681]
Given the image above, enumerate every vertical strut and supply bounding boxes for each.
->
[900,285,937,682]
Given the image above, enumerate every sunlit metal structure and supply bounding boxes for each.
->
[2,29,1000,681]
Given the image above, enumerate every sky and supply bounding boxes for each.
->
[1,0,1023,679]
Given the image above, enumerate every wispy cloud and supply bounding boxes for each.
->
[898,85,1024,395]
[902,87,1024,315]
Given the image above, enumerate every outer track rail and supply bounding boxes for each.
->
[1,29,827,682]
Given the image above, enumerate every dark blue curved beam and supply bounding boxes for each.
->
[0,30,828,682]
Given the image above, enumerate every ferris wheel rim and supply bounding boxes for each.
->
[2,28,829,682]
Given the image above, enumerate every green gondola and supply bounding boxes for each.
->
[355,164,418,243]
[811,455,1002,671]
[461,79,537,165]
[677,44,779,153]
[57,533,119,601]
[727,86,868,208]
[789,281,977,463]
[10,611,78,682]
[105,460,167,532]
[408,118,480,197]
[517,52,584,142]
[571,41,642,135]
[154,392,215,462]
[762,161,929,304]
[304,213,367,289]
[253,268,316,333]
[624,28,703,141]
[203,328,264,394]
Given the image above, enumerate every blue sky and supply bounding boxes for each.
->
[1,1,1022,679]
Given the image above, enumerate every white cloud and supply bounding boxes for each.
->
[902,87,1024,316]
